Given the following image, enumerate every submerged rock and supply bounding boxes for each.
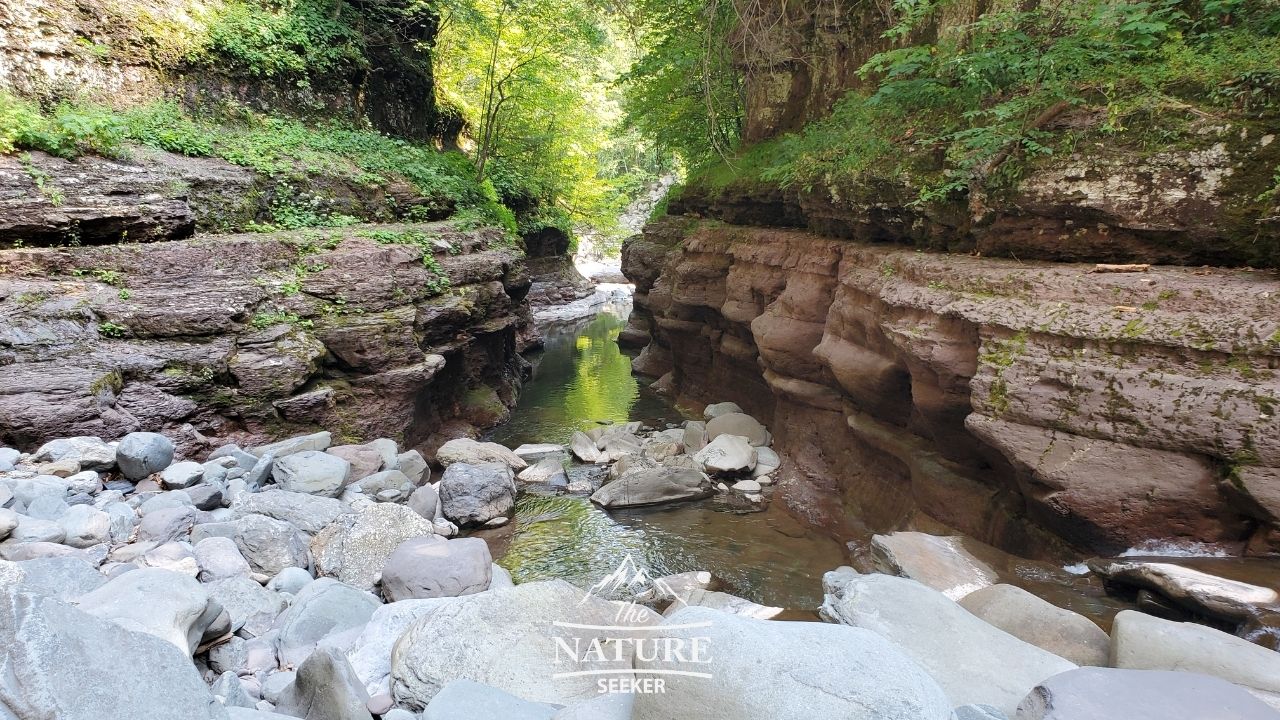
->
[589,467,711,508]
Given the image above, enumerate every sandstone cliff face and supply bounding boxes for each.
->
[624,218,1280,557]
[0,220,532,456]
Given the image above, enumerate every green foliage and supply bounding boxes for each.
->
[618,0,743,167]
[97,321,127,338]
[201,0,368,80]
[688,0,1280,208]
[0,93,125,158]
[251,309,313,329]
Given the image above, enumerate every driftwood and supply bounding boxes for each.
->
[1091,263,1151,273]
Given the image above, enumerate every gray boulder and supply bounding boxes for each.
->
[438,463,515,528]
[137,505,197,543]
[276,578,381,667]
[391,580,659,709]
[326,443,385,483]
[381,536,492,601]
[435,438,527,470]
[1089,560,1279,624]
[705,412,771,446]
[682,421,708,453]
[116,432,175,480]
[407,484,439,520]
[5,475,68,506]
[76,567,217,655]
[0,507,17,539]
[1015,667,1279,719]
[312,503,436,591]
[590,467,711,508]
[702,401,743,419]
[195,536,252,581]
[250,432,332,459]
[393,450,429,484]
[347,597,459,696]
[276,647,373,720]
[693,433,757,474]
[272,451,351,498]
[871,532,999,600]
[351,469,413,502]
[517,457,569,486]
[160,461,205,489]
[11,515,66,544]
[424,679,557,720]
[212,671,257,709]
[821,572,1075,716]
[206,576,287,636]
[752,446,781,477]
[634,606,952,720]
[960,584,1109,666]
[24,494,69,520]
[0,556,106,599]
[0,589,226,720]
[1110,609,1280,694]
[233,489,348,534]
[57,504,112,548]
[234,514,312,576]
[33,436,116,470]
[268,566,314,595]
[0,446,20,471]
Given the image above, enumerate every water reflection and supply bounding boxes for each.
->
[487,301,848,611]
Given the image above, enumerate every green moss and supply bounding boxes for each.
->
[88,370,124,396]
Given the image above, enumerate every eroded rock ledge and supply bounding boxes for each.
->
[623,218,1280,557]
[0,222,533,457]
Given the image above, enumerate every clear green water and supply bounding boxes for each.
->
[486,301,847,611]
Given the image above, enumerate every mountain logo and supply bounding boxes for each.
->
[551,553,713,694]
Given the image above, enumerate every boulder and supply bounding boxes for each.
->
[206,575,287,636]
[76,567,216,655]
[1110,609,1280,694]
[234,514,312,576]
[115,432,175,480]
[276,578,381,667]
[0,447,16,471]
[272,451,352,498]
[393,450,429,485]
[0,590,226,720]
[33,436,116,470]
[0,556,106,599]
[518,457,569,486]
[192,535,249,579]
[250,432,332,459]
[407,484,440,520]
[275,647,374,720]
[513,443,565,462]
[423,679,557,720]
[569,431,605,463]
[381,536,492,601]
[390,580,659,709]
[351,469,413,502]
[435,438,527,471]
[233,489,348,534]
[25,494,69,520]
[590,467,711,508]
[959,585,1109,666]
[268,566,315,595]
[702,401,743,420]
[137,505,196,543]
[1015,667,1280,719]
[634,606,951,720]
[871,532,999,600]
[138,542,200,577]
[312,503,437,591]
[438,463,515,528]
[347,598,459,696]
[821,572,1075,716]
[693,434,757,474]
[326,444,385,483]
[160,461,204,490]
[0,508,17,539]
[11,516,66,544]
[752,446,781,477]
[681,421,708,453]
[212,671,257,709]
[1088,560,1279,624]
[6,474,68,506]
[705,412,770,447]
[57,504,112,548]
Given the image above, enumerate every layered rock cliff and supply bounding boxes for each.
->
[0,139,534,459]
[624,218,1280,558]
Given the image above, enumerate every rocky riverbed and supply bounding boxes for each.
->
[3,404,1280,719]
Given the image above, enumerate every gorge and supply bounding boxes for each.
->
[2,0,1280,718]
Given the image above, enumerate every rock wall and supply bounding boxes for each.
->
[623,218,1280,558]
[0,148,535,458]
[0,0,446,141]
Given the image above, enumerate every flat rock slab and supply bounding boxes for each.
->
[1016,667,1280,719]
[1111,609,1280,694]
[1089,559,1280,623]
[960,584,1110,667]
[872,532,999,600]
[590,467,711,508]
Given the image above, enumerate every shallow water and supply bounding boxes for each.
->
[487,300,847,611]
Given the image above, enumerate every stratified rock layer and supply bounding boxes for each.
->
[623,218,1280,556]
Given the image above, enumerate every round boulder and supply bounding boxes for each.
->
[116,432,175,480]
[438,463,515,528]
[381,536,493,601]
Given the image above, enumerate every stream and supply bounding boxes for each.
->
[485,296,846,611]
